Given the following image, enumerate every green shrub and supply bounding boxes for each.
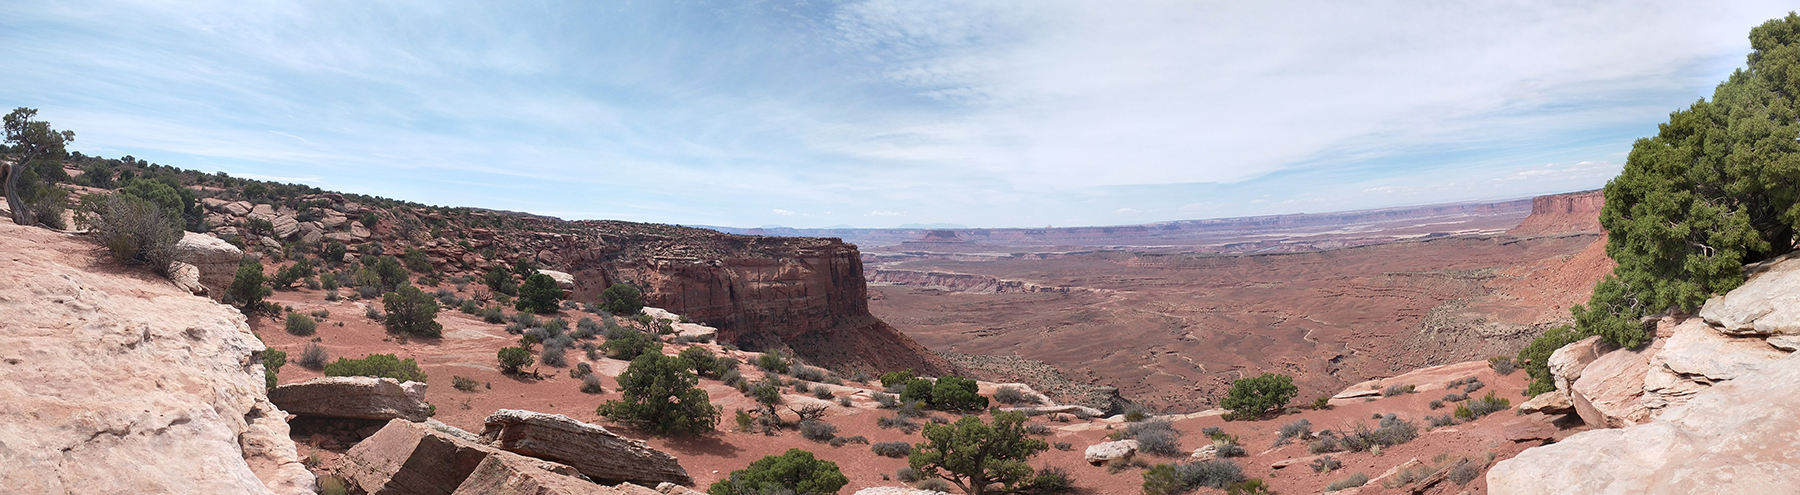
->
[82,193,179,269]
[1220,373,1297,419]
[755,351,790,374]
[284,312,317,336]
[879,370,915,389]
[930,376,988,411]
[872,441,911,458]
[1143,460,1245,495]
[598,351,720,435]
[993,386,1034,405]
[707,448,848,495]
[323,353,427,383]
[900,378,934,405]
[262,349,286,390]
[601,282,644,315]
[603,329,658,360]
[227,259,272,310]
[1325,472,1369,492]
[910,412,1049,495]
[497,347,533,374]
[382,285,442,338]
[680,346,724,378]
[298,343,329,369]
[514,273,563,314]
[580,374,605,394]
[798,420,838,442]
[453,376,480,392]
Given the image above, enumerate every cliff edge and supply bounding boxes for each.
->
[0,219,312,494]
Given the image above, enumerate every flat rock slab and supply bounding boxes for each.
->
[1644,317,1784,414]
[1519,390,1575,416]
[270,376,431,422]
[1699,253,1800,335]
[480,409,693,487]
[452,452,660,495]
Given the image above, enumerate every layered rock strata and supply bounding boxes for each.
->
[479,409,692,487]
[270,376,433,422]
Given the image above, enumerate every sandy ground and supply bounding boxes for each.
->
[254,279,1558,494]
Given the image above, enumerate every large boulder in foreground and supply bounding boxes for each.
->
[1084,439,1138,465]
[1698,252,1800,335]
[270,376,431,422]
[1488,351,1800,494]
[480,409,693,487]
[171,231,245,298]
[1548,336,1608,393]
[0,221,310,494]
[1569,338,1661,428]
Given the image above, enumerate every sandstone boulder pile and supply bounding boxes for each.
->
[342,419,682,495]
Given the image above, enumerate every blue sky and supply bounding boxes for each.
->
[2,1,1793,228]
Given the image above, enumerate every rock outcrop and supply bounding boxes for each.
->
[0,220,310,494]
[1083,439,1138,465]
[1642,318,1783,414]
[1698,252,1800,335]
[480,409,692,487]
[1518,390,1576,416]
[1547,336,1608,393]
[172,230,246,298]
[1507,189,1605,236]
[1568,338,1660,428]
[269,376,433,422]
[1489,351,1800,494]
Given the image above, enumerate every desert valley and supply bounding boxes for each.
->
[8,5,1800,495]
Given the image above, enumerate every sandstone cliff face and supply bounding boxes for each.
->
[0,220,311,494]
[1507,189,1604,236]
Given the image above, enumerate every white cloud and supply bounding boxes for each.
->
[865,210,907,217]
[772,209,797,216]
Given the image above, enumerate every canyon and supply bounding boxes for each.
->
[858,191,1611,411]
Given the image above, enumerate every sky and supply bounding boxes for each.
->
[1,1,1794,228]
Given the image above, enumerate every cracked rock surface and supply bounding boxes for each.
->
[0,219,312,494]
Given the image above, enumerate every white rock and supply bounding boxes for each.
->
[1084,439,1138,465]
[1549,336,1608,393]
[1643,318,1784,415]
[1698,253,1800,335]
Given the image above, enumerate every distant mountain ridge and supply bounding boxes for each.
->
[705,195,1559,253]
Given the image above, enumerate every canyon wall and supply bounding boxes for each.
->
[866,268,1080,294]
[1508,189,1604,236]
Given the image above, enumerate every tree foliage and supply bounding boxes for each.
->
[497,346,534,373]
[909,411,1049,495]
[707,448,849,495]
[602,282,644,315]
[1576,13,1800,348]
[383,285,442,338]
[598,350,720,435]
[931,376,990,411]
[323,353,428,383]
[228,259,273,311]
[1220,373,1297,419]
[515,273,563,314]
[3,107,74,226]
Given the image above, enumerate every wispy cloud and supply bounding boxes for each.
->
[0,1,1790,228]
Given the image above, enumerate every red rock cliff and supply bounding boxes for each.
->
[551,224,954,375]
[1509,189,1605,235]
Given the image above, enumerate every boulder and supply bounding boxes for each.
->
[299,222,323,245]
[342,419,583,495]
[167,260,207,295]
[350,222,372,239]
[480,409,693,487]
[1190,444,1219,461]
[172,231,245,298]
[224,200,254,216]
[452,452,659,495]
[0,221,311,494]
[269,376,432,422]
[1518,390,1575,416]
[1642,318,1784,415]
[1769,335,1800,352]
[1488,351,1800,494]
[655,483,705,495]
[259,236,282,252]
[201,197,232,212]
[1569,337,1661,428]
[1083,439,1138,465]
[271,214,300,239]
[322,211,348,229]
[248,203,276,220]
[1548,336,1608,393]
[1698,253,1800,335]
[1331,379,1383,400]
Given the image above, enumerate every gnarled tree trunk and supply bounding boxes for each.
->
[2,160,30,226]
